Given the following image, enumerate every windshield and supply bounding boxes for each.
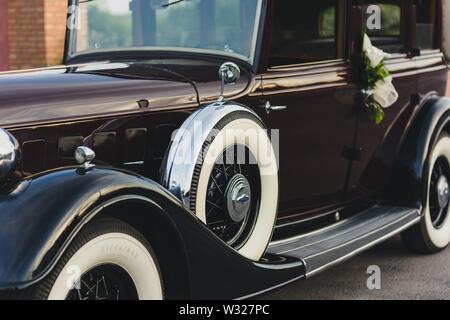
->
[68,0,262,63]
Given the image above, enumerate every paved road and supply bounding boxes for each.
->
[259,235,450,300]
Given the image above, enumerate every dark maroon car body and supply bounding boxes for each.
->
[1,39,447,225]
[0,0,449,299]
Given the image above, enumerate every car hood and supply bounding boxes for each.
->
[0,60,250,128]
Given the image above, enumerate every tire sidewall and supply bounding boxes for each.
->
[47,222,163,300]
[423,134,450,249]
[193,117,279,261]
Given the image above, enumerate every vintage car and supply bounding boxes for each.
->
[0,0,449,300]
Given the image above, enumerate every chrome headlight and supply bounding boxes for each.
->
[0,129,20,188]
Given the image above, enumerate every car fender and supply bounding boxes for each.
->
[0,167,304,299]
[0,167,189,289]
[391,95,450,209]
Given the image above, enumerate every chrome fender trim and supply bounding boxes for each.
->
[161,101,264,209]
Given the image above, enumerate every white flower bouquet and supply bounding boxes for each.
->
[361,34,399,124]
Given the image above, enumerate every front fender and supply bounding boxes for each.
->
[0,167,185,289]
[0,167,305,299]
[391,95,450,208]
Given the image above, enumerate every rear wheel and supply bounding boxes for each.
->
[31,217,163,300]
[402,133,450,253]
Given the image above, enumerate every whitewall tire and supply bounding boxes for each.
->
[403,133,450,253]
[190,112,279,261]
[33,217,163,300]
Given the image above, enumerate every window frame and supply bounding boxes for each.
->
[413,0,440,53]
[64,0,264,66]
[264,0,348,71]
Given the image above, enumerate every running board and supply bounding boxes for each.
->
[268,206,420,277]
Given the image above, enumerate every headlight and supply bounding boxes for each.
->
[0,129,20,189]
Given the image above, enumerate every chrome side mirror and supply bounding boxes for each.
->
[75,146,96,170]
[219,62,241,98]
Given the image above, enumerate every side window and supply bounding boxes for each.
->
[363,1,402,53]
[268,0,344,67]
[415,0,438,50]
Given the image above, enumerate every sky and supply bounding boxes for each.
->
[92,0,131,14]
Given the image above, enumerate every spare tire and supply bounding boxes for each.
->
[162,102,278,260]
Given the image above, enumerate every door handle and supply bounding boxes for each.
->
[261,101,288,115]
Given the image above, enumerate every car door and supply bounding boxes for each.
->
[345,0,447,202]
[260,0,358,219]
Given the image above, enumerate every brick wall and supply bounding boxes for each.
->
[6,0,67,70]
[0,0,9,71]
[43,0,68,67]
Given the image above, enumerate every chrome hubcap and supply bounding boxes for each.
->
[437,176,450,209]
[225,174,251,223]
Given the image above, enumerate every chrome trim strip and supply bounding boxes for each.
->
[275,209,342,229]
[270,206,398,247]
[279,210,398,255]
[249,0,263,65]
[270,218,350,247]
[123,161,145,165]
[305,216,421,277]
[298,210,418,258]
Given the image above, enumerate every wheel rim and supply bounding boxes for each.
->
[429,156,450,229]
[205,144,261,248]
[66,264,138,300]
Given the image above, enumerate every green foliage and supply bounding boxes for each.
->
[372,102,385,125]
[361,54,390,89]
[364,94,385,125]
[320,6,335,38]
[88,6,132,49]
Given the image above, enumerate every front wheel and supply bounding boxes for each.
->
[403,133,450,253]
[31,217,163,300]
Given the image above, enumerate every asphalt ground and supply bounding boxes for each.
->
[259,235,450,300]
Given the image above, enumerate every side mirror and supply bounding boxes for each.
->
[218,62,240,98]
[444,1,450,63]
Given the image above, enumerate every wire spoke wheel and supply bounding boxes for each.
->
[66,264,139,301]
[429,156,450,229]
[403,134,450,253]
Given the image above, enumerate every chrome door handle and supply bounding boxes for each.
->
[262,101,288,114]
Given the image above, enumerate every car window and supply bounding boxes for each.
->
[71,0,261,63]
[268,0,344,67]
[415,0,438,50]
[363,1,402,53]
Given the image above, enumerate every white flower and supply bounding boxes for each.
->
[363,34,390,68]
[369,76,399,109]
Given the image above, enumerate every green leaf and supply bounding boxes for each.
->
[373,104,385,125]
